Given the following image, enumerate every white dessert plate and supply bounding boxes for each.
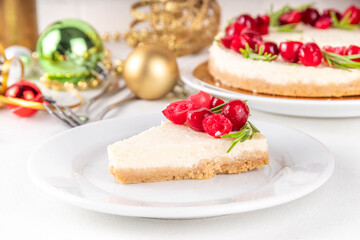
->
[180,55,360,118]
[28,113,334,219]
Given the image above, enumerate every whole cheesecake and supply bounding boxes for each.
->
[208,5,360,98]
[108,122,269,184]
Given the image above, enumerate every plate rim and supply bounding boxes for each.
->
[27,114,335,219]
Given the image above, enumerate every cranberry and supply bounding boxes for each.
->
[323,46,347,55]
[299,43,323,67]
[279,41,303,63]
[187,91,212,109]
[301,8,320,25]
[258,41,279,59]
[221,100,249,131]
[209,96,225,109]
[323,9,341,21]
[315,16,332,29]
[279,10,302,25]
[240,31,263,50]
[235,14,258,32]
[342,5,360,24]
[221,36,234,49]
[345,45,360,62]
[255,15,269,35]
[259,14,270,25]
[202,114,233,138]
[186,107,212,132]
[162,100,195,125]
[225,22,244,37]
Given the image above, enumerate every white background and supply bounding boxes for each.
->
[1,0,360,239]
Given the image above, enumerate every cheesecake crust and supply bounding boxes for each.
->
[109,150,269,184]
[208,57,360,97]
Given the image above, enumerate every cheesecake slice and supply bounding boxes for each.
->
[108,122,269,184]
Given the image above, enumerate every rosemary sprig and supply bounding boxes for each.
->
[210,103,226,114]
[221,121,260,153]
[240,44,277,61]
[323,51,360,71]
[331,11,354,30]
[269,3,314,27]
[273,23,302,33]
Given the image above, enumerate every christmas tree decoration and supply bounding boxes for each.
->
[123,44,179,100]
[5,45,35,78]
[36,19,108,90]
[5,80,43,117]
[125,0,220,56]
[0,44,24,95]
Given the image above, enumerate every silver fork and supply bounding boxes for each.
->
[44,93,136,127]
[43,98,87,127]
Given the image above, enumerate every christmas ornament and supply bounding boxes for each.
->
[123,44,179,100]
[5,80,43,117]
[0,44,24,95]
[124,0,220,56]
[36,19,108,90]
[5,45,35,78]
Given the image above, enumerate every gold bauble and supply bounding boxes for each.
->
[123,44,179,100]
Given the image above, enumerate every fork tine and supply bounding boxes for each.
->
[44,103,76,128]
[52,103,80,127]
[64,106,87,125]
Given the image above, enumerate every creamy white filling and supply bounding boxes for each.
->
[108,122,267,169]
[209,41,360,85]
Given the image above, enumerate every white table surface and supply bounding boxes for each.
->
[3,0,360,238]
[2,77,360,239]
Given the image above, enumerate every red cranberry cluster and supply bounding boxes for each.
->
[162,91,250,138]
[221,30,360,67]
[281,5,360,29]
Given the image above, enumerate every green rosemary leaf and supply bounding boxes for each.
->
[240,130,250,143]
[274,24,302,33]
[324,55,332,67]
[224,121,261,153]
[332,10,354,30]
[322,51,360,70]
[269,4,292,27]
[226,139,239,153]
[210,103,226,112]
[248,121,260,133]
[347,54,360,60]
[269,3,313,27]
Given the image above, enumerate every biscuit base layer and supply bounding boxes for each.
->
[109,150,269,184]
[208,57,360,97]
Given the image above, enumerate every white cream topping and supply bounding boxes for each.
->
[108,122,267,169]
[265,26,360,47]
[209,41,360,85]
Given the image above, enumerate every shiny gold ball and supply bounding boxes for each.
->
[123,44,179,100]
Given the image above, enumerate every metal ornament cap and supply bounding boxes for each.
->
[123,44,179,100]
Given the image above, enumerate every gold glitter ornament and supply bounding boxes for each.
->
[126,0,220,56]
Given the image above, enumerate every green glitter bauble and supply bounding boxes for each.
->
[36,19,104,83]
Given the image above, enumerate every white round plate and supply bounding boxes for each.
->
[180,55,360,118]
[28,114,334,219]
